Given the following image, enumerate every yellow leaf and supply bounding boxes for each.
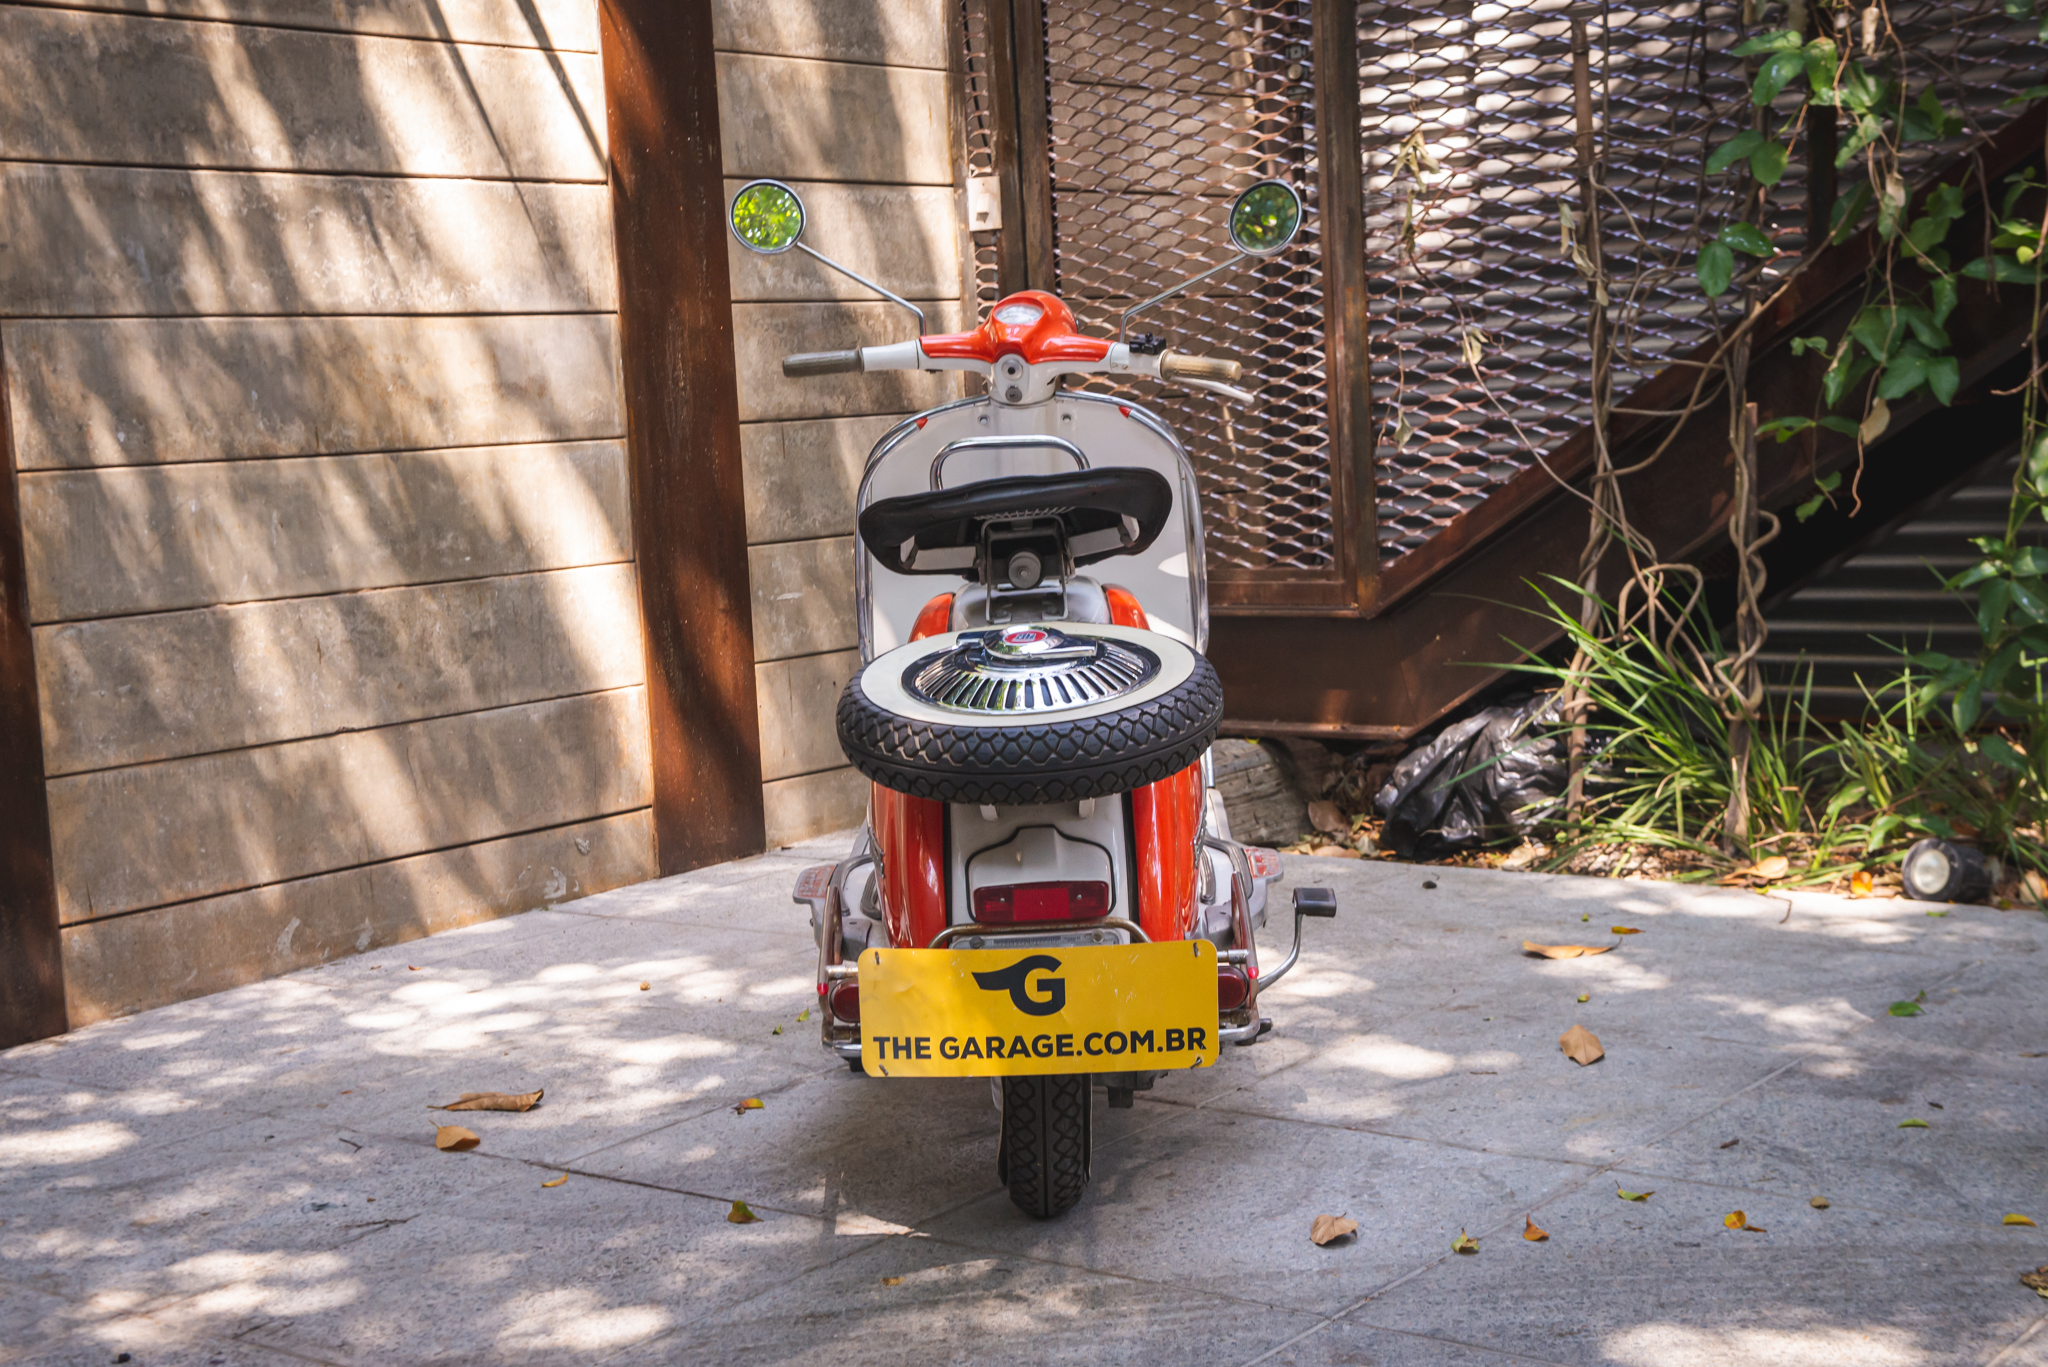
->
[1849,870,1874,898]
[772,1026,783,1035]
[1725,1210,1767,1232]
[1523,1215,1549,1242]
[735,1097,765,1114]
[797,1008,811,1023]
[1451,1229,1479,1254]
[1522,942,1615,959]
[433,1089,543,1113]
[433,1125,480,1152]
[1610,926,1642,935]
[1616,1188,1653,1202]
[1898,1118,1930,1128]
[541,1173,568,1188]
[1311,1214,1359,1246]
[1810,1196,1831,1209]
[1560,1024,1605,1066]
[2006,1214,2039,1227]
[881,1276,904,1286]
[727,1200,761,1224]
[1577,993,1590,1003]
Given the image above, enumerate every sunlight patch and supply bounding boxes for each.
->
[1605,1322,1925,1366]
[1325,1036,1456,1080]
[0,1121,137,1168]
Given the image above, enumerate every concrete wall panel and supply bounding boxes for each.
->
[711,0,950,69]
[748,536,856,662]
[36,562,645,774]
[740,413,903,544]
[763,767,868,848]
[0,166,616,317]
[0,8,607,180]
[5,314,623,469]
[717,52,951,186]
[61,810,654,1025]
[20,441,631,622]
[48,687,651,921]
[754,649,860,782]
[6,0,602,51]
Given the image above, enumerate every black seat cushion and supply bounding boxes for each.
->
[859,468,1174,576]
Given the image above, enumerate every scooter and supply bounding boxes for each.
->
[730,178,1337,1219]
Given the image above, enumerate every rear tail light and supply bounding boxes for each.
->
[1218,966,1250,1011]
[827,981,860,1023]
[971,880,1111,924]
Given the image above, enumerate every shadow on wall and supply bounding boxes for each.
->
[0,0,644,1023]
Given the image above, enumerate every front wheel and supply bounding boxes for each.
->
[998,1073,1093,1219]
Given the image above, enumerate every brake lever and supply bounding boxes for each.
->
[1176,376,1257,405]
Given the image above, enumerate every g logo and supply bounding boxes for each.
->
[972,954,1066,1016]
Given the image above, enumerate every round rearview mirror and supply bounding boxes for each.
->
[729,179,805,254]
[1228,181,1303,256]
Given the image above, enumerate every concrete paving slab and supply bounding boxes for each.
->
[6,841,2046,1366]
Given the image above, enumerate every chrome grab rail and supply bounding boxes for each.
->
[929,434,1088,490]
[929,915,1147,949]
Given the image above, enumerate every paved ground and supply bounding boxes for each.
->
[4,834,2047,1366]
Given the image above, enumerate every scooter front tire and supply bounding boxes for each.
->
[998,1073,1092,1219]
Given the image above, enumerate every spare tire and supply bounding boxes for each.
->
[838,623,1223,805]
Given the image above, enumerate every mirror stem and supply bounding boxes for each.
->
[1118,252,1247,344]
[794,242,926,336]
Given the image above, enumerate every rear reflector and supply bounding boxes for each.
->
[827,980,860,1023]
[972,880,1111,924]
[1218,966,1250,1011]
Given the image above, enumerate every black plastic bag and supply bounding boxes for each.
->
[1374,694,1568,859]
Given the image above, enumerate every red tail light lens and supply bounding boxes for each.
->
[971,880,1111,924]
[1218,966,1250,1011]
[827,981,860,1023]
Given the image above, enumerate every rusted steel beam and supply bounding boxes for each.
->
[0,326,65,1047]
[599,0,766,870]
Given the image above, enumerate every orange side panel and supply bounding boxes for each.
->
[871,783,948,948]
[1103,585,1149,629]
[1129,761,1202,942]
[912,593,955,641]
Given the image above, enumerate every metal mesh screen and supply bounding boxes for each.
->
[961,1,1005,313]
[1363,0,2044,565]
[1036,0,1341,582]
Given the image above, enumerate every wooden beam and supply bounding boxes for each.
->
[599,0,766,872]
[0,327,65,1047]
[969,0,1030,298]
[1311,0,1375,612]
[1010,0,1059,291]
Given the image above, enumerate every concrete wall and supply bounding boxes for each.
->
[0,0,653,1022]
[712,1,977,846]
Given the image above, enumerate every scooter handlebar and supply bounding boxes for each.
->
[1159,352,1243,384]
[783,350,864,377]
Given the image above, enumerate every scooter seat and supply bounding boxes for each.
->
[860,468,1173,576]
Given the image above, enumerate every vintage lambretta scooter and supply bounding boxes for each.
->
[730,178,1336,1219]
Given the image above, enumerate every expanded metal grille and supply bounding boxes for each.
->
[1364,0,2044,564]
[1019,1,1340,582]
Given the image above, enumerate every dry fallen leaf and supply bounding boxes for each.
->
[734,1098,765,1115]
[639,982,651,991]
[1751,856,1791,880]
[1311,1214,1359,1246]
[1810,1196,1831,1209]
[1610,926,1642,935]
[1310,845,1363,860]
[2006,1214,2039,1227]
[1522,942,1615,959]
[1616,1188,1653,1202]
[1307,799,1348,835]
[727,1200,761,1225]
[541,1174,568,1188]
[433,1125,480,1152]
[1850,870,1874,898]
[1724,1210,1766,1232]
[881,1276,904,1286]
[1451,1229,1479,1254]
[1577,993,1590,1003]
[1560,1023,1605,1066]
[796,1008,810,1023]
[2022,1265,2048,1292]
[434,1089,543,1113]
[408,966,422,971]
[1523,1215,1549,1242]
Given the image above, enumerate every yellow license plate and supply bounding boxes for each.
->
[858,940,1219,1078]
